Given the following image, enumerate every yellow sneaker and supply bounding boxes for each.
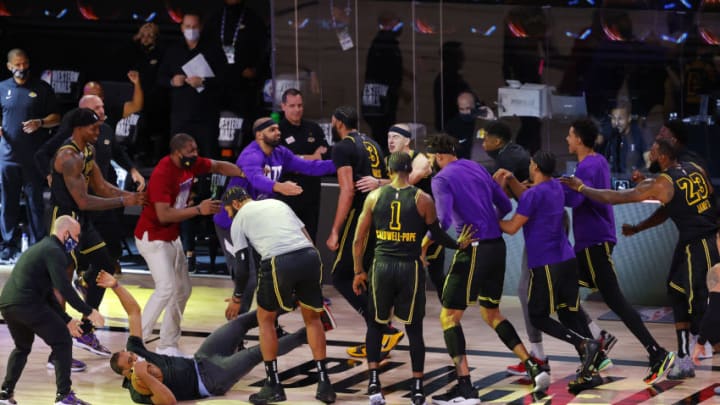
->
[347,343,367,358]
[381,330,405,353]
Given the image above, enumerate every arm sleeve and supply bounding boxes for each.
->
[431,176,453,231]
[47,252,93,316]
[283,148,336,176]
[239,149,276,196]
[428,220,460,250]
[491,178,512,218]
[111,139,136,172]
[232,248,250,297]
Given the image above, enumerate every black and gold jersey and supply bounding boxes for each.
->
[50,138,94,214]
[373,185,426,258]
[331,131,387,208]
[660,162,718,245]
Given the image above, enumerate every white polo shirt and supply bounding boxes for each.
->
[230,199,313,260]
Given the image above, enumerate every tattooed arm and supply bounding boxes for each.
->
[56,148,125,211]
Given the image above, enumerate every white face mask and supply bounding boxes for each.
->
[183,28,200,42]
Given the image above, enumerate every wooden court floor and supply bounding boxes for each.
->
[0,269,718,404]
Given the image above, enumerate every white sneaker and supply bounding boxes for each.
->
[155,346,192,358]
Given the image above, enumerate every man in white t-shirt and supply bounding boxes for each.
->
[222,186,336,405]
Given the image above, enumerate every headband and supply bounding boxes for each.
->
[388,126,412,138]
[253,119,277,133]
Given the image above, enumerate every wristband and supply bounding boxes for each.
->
[111,282,120,289]
[231,296,241,304]
[39,118,44,127]
[354,271,364,276]
[119,196,124,206]
[196,206,201,215]
[577,184,585,193]
[376,179,380,186]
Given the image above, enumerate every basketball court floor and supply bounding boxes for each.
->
[0,268,718,404]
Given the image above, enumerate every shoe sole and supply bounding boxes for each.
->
[597,358,613,372]
[431,399,480,405]
[506,367,528,377]
[248,394,286,405]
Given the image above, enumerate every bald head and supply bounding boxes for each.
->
[78,95,106,121]
[83,81,104,100]
[53,215,80,241]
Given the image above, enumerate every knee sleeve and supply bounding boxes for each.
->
[494,319,522,351]
[443,325,466,360]
[406,321,425,373]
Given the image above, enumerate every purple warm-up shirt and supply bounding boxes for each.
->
[431,159,512,240]
[563,153,616,252]
[213,141,335,229]
[518,179,575,269]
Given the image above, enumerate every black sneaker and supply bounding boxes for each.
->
[431,383,479,405]
[525,358,551,393]
[599,330,618,355]
[411,389,427,405]
[186,256,197,273]
[249,381,286,404]
[315,380,336,404]
[0,389,17,405]
[579,339,601,377]
[568,373,603,394]
[644,350,675,385]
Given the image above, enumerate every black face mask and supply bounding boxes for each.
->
[331,126,342,142]
[11,68,28,80]
[180,154,197,168]
[459,113,475,123]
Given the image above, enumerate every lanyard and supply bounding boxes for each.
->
[329,0,351,29]
[221,6,245,48]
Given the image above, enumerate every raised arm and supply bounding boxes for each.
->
[122,70,144,118]
[96,271,141,337]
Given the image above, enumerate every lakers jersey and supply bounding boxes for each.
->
[50,139,95,214]
[660,162,718,245]
[373,185,426,258]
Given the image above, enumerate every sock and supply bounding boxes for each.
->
[645,343,662,360]
[316,359,328,382]
[676,329,690,358]
[458,375,472,390]
[411,377,423,394]
[369,368,380,388]
[530,342,545,360]
[264,359,280,384]
[587,321,602,340]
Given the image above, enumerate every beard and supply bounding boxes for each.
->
[432,159,441,172]
[263,136,281,147]
[648,160,660,173]
[332,126,342,142]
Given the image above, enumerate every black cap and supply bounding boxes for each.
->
[222,186,250,206]
[66,107,100,129]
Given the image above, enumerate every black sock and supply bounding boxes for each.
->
[676,329,690,357]
[264,359,280,385]
[458,375,471,388]
[411,377,423,394]
[369,368,380,388]
[316,359,329,382]
[645,343,662,360]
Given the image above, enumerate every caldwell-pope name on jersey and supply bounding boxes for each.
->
[375,230,417,242]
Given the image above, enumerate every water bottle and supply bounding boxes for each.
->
[21,233,28,253]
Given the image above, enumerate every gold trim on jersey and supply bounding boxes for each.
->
[427,244,443,260]
[332,208,356,273]
[371,258,391,323]
[79,242,106,255]
[686,244,694,314]
[544,265,555,314]
[270,256,293,312]
[466,245,478,306]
